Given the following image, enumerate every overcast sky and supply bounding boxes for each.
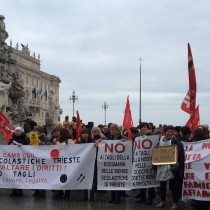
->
[2,0,210,127]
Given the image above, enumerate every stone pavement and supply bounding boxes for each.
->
[0,188,192,210]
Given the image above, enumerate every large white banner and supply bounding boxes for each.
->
[97,140,133,190]
[182,139,210,201]
[0,144,96,189]
[132,135,160,189]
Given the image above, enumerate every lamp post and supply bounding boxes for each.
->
[139,57,143,125]
[69,90,78,117]
[102,101,108,125]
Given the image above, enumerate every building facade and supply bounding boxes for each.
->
[11,42,62,125]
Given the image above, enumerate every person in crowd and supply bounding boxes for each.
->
[173,126,181,140]
[108,123,126,204]
[154,128,163,139]
[8,126,30,196]
[63,115,71,130]
[102,125,110,138]
[50,124,63,144]
[89,126,107,202]
[180,126,191,142]
[72,122,77,140]
[136,122,156,205]
[98,124,104,132]
[32,125,51,197]
[130,127,140,141]
[121,128,129,140]
[78,129,94,201]
[190,126,210,210]
[72,116,76,123]
[155,125,185,210]
[35,125,51,145]
[53,127,74,199]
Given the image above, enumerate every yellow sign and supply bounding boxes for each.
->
[29,132,39,145]
[152,145,177,165]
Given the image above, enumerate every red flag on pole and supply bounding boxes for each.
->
[75,111,82,144]
[122,96,133,140]
[0,112,14,142]
[186,105,200,132]
[181,90,191,114]
[188,43,197,121]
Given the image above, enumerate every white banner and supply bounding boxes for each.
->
[132,135,160,189]
[97,140,132,190]
[182,139,210,201]
[0,144,96,189]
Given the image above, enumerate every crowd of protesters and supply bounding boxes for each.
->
[4,115,210,210]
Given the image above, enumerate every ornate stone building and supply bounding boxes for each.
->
[10,43,62,126]
[0,15,61,131]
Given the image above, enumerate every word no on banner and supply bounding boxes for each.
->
[97,140,133,190]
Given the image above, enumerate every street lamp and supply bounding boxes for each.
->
[139,57,143,125]
[102,101,108,125]
[69,90,78,117]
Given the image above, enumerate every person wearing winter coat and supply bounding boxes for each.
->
[8,126,30,196]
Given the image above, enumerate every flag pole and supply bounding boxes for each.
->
[139,57,143,125]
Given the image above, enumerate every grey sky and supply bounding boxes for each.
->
[2,0,210,127]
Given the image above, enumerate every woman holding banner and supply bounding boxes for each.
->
[8,126,30,196]
[89,126,107,202]
[78,128,94,201]
[190,126,209,210]
[107,123,125,204]
[137,122,156,205]
[155,125,185,210]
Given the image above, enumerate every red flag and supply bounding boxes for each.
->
[0,112,14,142]
[186,105,200,132]
[122,96,133,140]
[181,90,190,114]
[188,43,197,121]
[75,111,82,144]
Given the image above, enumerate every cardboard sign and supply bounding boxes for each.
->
[152,145,177,165]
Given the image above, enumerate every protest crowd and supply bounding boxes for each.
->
[1,114,209,210]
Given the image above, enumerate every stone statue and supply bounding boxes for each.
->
[48,90,56,120]
[0,80,12,113]
[0,15,31,126]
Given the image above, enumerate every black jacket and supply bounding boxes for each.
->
[8,132,30,145]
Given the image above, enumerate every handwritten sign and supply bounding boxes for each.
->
[152,145,177,165]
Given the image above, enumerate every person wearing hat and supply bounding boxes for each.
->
[8,126,30,196]
[8,126,30,146]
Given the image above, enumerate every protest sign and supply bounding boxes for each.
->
[0,144,96,189]
[97,140,132,190]
[182,139,210,201]
[152,145,177,165]
[132,135,160,189]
